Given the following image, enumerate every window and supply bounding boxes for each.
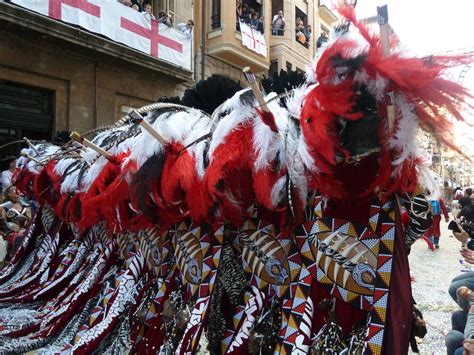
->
[157,0,175,20]
[211,0,221,29]
[242,0,263,15]
[271,0,284,35]
[295,6,309,47]
[317,25,329,48]
[237,0,263,32]
[271,0,283,18]
[286,61,292,72]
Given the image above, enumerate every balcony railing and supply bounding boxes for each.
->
[8,0,192,71]
[271,27,285,36]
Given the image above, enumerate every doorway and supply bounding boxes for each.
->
[0,80,53,159]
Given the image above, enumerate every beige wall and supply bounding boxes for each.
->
[175,0,194,27]
[201,56,244,84]
[0,32,184,134]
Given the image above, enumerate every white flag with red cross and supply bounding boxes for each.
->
[10,0,192,70]
[239,20,267,57]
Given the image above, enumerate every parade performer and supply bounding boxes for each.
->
[0,5,471,355]
[425,197,449,249]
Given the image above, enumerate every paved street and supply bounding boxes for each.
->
[409,219,464,354]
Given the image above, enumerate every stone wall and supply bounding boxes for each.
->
[0,29,187,135]
[203,56,245,84]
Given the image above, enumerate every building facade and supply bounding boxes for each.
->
[0,1,193,156]
[193,0,337,82]
[0,0,337,158]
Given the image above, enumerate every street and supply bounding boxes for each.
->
[409,219,463,354]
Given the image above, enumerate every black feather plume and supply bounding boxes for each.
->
[181,75,243,115]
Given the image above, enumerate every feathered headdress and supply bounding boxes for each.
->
[300,5,473,198]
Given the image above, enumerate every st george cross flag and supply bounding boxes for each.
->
[10,0,192,70]
[239,20,267,57]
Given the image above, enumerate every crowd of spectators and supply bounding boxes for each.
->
[444,187,474,355]
[237,2,264,34]
[270,9,314,48]
[295,17,311,47]
[118,0,321,47]
[0,158,32,265]
[117,0,194,36]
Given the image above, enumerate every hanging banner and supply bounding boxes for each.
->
[239,20,267,57]
[10,0,192,71]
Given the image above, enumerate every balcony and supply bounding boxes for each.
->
[205,1,270,73]
[0,1,193,81]
[318,4,338,26]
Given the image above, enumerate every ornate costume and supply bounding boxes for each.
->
[0,7,471,354]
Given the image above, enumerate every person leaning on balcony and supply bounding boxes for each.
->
[143,3,156,19]
[257,15,264,34]
[178,20,194,38]
[236,0,242,18]
[158,11,172,27]
[295,18,306,44]
[317,32,329,48]
[250,12,259,30]
[133,0,145,12]
[272,10,285,35]
[304,24,312,48]
[240,4,251,23]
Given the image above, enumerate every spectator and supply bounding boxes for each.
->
[143,3,155,19]
[249,12,259,30]
[178,19,194,38]
[120,0,133,7]
[459,203,474,224]
[453,187,464,219]
[0,185,30,258]
[295,17,302,29]
[1,158,16,193]
[240,4,250,23]
[272,10,285,35]
[131,4,139,11]
[158,11,172,27]
[0,186,30,229]
[460,188,473,209]
[295,18,306,44]
[446,286,474,355]
[317,32,329,48]
[455,187,465,201]
[305,24,312,48]
[257,15,264,34]
[134,0,145,12]
[236,0,242,18]
[445,228,474,355]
